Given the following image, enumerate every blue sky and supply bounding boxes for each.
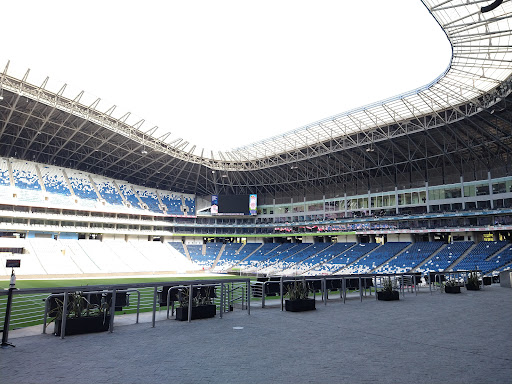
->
[1,0,451,153]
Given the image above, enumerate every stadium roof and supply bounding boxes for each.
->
[1,0,512,197]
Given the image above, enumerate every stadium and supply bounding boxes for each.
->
[1,1,512,383]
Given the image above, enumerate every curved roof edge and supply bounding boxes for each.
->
[1,0,511,166]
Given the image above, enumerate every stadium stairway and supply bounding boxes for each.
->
[409,243,447,273]
[445,242,488,271]
[227,243,264,272]
[410,246,441,273]
[366,243,413,274]
[440,242,476,272]
[211,243,226,269]
[333,243,382,275]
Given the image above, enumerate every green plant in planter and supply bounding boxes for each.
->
[466,269,480,290]
[285,281,315,312]
[177,286,214,307]
[176,286,216,321]
[286,281,311,301]
[378,277,399,301]
[50,291,111,336]
[443,279,461,294]
[382,277,396,292]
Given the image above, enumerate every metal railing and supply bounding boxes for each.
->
[0,278,251,343]
[250,273,423,309]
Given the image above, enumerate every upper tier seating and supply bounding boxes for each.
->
[160,192,183,215]
[11,161,44,203]
[118,183,143,210]
[183,194,196,215]
[417,241,473,274]
[302,242,357,275]
[133,187,162,213]
[375,242,444,274]
[11,161,41,190]
[0,158,11,186]
[341,242,410,274]
[452,241,508,272]
[67,171,98,201]
[40,165,73,205]
[93,176,124,206]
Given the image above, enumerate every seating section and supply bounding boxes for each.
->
[483,246,512,274]
[28,238,83,275]
[186,243,223,268]
[134,187,162,213]
[239,243,281,270]
[93,176,124,206]
[271,243,331,275]
[183,194,196,215]
[169,242,187,256]
[67,171,99,201]
[40,165,73,205]
[0,237,201,277]
[0,158,11,186]
[11,161,41,190]
[318,242,380,274]
[258,243,312,273]
[453,241,510,273]
[215,243,262,271]
[248,243,299,272]
[214,243,244,270]
[342,242,410,274]
[417,241,473,274]
[375,242,444,274]
[160,192,183,215]
[1,157,195,216]
[118,183,143,210]
[302,243,356,275]
[11,161,44,203]
[2,237,511,278]
[132,241,199,272]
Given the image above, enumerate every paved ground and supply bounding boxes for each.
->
[1,285,511,384]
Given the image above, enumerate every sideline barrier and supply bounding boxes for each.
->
[251,273,422,309]
[0,278,251,341]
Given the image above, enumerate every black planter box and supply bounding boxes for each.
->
[285,299,316,312]
[175,304,216,321]
[466,284,480,291]
[483,277,492,286]
[377,291,400,301]
[54,315,111,336]
[445,285,461,294]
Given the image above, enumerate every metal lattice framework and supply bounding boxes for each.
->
[0,0,512,198]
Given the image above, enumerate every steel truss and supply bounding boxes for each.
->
[1,0,512,198]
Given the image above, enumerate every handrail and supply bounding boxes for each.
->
[0,278,251,344]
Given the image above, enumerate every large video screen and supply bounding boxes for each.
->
[211,194,257,215]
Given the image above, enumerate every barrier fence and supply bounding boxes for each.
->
[0,278,251,343]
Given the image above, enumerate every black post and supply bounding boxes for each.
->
[1,269,16,348]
